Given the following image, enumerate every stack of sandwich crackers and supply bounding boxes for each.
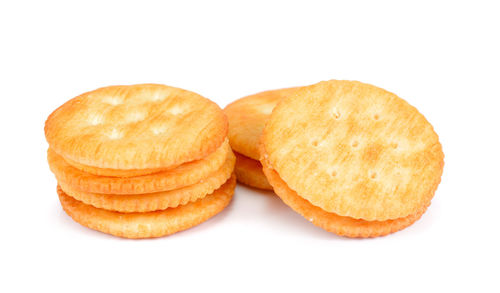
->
[45,84,235,238]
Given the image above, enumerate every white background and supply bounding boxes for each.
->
[1,1,499,292]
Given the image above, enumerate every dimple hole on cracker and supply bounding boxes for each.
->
[125,111,146,123]
[102,96,123,106]
[151,125,167,135]
[332,107,341,119]
[351,141,359,148]
[373,114,380,120]
[88,113,104,126]
[150,91,166,102]
[370,172,378,180]
[107,128,123,140]
[167,105,186,115]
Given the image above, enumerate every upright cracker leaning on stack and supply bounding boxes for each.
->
[224,87,299,190]
[45,84,236,239]
[260,80,444,238]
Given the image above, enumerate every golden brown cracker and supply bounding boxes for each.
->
[262,80,444,221]
[59,153,234,212]
[234,152,272,190]
[48,141,234,194]
[62,156,173,177]
[58,175,236,239]
[45,84,228,170]
[224,87,299,160]
[261,158,428,238]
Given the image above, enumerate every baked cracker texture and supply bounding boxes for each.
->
[45,84,228,170]
[234,152,273,190]
[58,175,236,239]
[224,87,299,189]
[59,152,235,213]
[63,156,175,178]
[224,87,299,160]
[48,141,233,194]
[262,80,444,221]
[262,157,428,238]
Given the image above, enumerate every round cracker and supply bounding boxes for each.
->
[234,152,272,190]
[262,80,444,221]
[59,152,234,212]
[48,141,234,194]
[62,156,174,177]
[224,87,299,160]
[58,175,236,239]
[45,84,228,170]
[261,158,428,238]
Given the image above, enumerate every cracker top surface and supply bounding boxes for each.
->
[45,84,228,169]
[262,80,444,221]
[224,87,299,160]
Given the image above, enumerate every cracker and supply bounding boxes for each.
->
[58,175,236,239]
[62,156,173,177]
[59,152,234,212]
[45,84,228,170]
[48,141,234,194]
[234,152,272,190]
[262,80,444,221]
[261,158,428,238]
[224,87,299,160]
